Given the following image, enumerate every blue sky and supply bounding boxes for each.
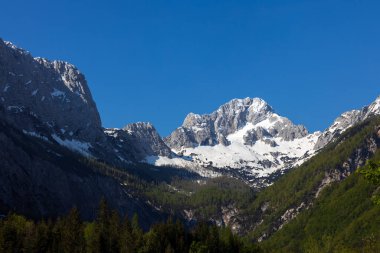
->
[1,0,379,136]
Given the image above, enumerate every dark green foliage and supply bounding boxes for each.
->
[358,160,380,185]
[145,176,255,220]
[260,171,380,252]
[0,201,261,253]
[2,106,380,252]
[243,116,380,241]
[358,159,380,205]
[250,117,380,252]
[61,208,84,253]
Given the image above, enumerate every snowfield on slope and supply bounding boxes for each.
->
[146,110,321,179]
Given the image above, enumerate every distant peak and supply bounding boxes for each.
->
[124,122,155,130]
[367,94,380,114]
[249,97,272,113]
[218,97,273,114]
[2,40,30,55]
[227,97,264,104]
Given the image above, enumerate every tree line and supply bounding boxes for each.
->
[0,199,261,253]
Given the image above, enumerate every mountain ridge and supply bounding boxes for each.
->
[2,38,380,188]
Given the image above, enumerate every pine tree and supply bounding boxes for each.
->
[119,215,134,253]
[61,207,84,253]
[84,222,99,253]
[108,210,120,253]
[97,198,110,253]
[131,213,143,250]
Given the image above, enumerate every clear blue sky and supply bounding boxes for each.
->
[1,0,379,136]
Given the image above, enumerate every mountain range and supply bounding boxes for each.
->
[1,38,380,187]
[1,38,380,251]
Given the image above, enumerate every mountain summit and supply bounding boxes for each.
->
[155,97,319,185]
[165,98,276,149]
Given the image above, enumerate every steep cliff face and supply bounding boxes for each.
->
[0,40,103,144]
[0,107,165,227]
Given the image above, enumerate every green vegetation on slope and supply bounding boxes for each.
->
[358,159,380,205]
[124,116,380,252]
[261,159,380,252]
[248,117,380,252]
[144,177,255,220]
[4,109,380,252]
[243,116,380,241]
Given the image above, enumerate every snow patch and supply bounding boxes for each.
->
[7,106,24,113]
[145,155,220,178]
[51,88,66,98]
[22,130,49,142]
[31,89,38,96]
[168,117,321,179]
[3,84,10,92]
[51,134,93,157]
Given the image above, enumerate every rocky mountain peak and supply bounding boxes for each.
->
[0,38,102,144]
[161,97,318,186]
[217,97,273,115]
[104,122,172,161]
[3,40,31,56]
[123,121,156,133]
[366,95,380,115]
[165,97,288,150]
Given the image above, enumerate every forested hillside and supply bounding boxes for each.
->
[247,116,380,252]
[0,200,261,253]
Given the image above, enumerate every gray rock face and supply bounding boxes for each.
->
[165,98,273,149]
[165,97,309,150]
[123,122,172,157]
[243,127,270,145]
[0,39,103,143]
[314,96,380,150]
[268,117,309,141]
[104,122,172,161]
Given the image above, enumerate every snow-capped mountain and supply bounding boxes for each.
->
[2,38,379,187]
[151,96,380,185]
[150,98,320,185]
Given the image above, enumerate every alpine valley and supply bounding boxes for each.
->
[1,39,380,252]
